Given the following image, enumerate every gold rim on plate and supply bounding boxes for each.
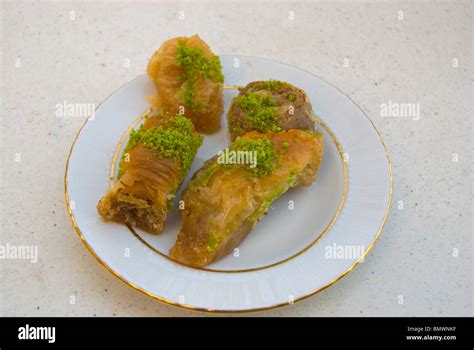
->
[64,64,393,314]
[109,105,348,273]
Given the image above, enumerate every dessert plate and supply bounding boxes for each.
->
[65,55,392,312]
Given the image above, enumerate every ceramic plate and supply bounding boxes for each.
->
[65,55,392,312]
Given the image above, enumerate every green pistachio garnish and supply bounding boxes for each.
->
[175,45,224,110]
[247,184,287,222]
[236,92,281,133]
[206,230,219,253]
[254,79,291,91]
[227,136,278,177]
[191,136,279,187]
[264,79,280,90]
[119,115,202,178]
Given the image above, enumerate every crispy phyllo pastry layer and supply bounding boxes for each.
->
[97,114,203,234]
[169,130,324,267]
[147,34,224,134]
[228,80,316,140]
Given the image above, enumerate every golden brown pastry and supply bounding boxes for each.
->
[228,80,316,140]
[97,113,203,234]
[169,130,324,267]
[147,34,224,134]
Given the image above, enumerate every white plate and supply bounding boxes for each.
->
[65,55,392,313]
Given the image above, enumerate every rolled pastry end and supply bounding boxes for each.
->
[97,183,169,234]
[97,114,202,235]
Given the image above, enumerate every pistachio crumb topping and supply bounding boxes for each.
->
[236,92,281,133]
[206,229,219,253]
[192,135,279,186]
[175,45,223,110]
[247,184,288,222]
[264,79,280,90]
[227,136,278,177]
[119,115,202,178]
[255,79,291,91]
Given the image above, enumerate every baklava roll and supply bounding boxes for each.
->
[147,34,224,134]
[97,113,203,234]
[170,129,324,267]
[228,80,316,140]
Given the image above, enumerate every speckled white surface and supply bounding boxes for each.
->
[0,1,472,316]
